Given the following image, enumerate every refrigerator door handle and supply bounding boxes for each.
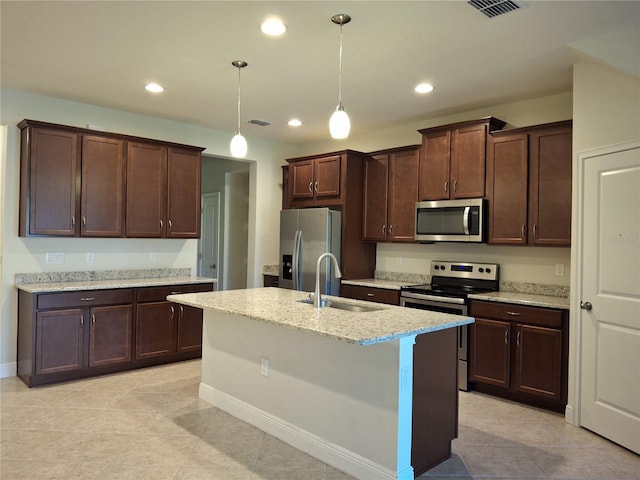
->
[292,230,302,290]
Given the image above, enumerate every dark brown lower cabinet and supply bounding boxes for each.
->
[469,300,568,412]
[18,282,213,387]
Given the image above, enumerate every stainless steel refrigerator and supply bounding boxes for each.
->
[279,208,342,295]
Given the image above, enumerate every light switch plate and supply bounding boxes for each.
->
[45,252,64,264]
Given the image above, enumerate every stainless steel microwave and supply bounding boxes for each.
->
[415,198,486,243]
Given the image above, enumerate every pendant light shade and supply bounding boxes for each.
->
[329,104,350,139]
[329,14,351,139]
[230,60,248,158]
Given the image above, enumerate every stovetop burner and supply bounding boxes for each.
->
[401,261,500,300]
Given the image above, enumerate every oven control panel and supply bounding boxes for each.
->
[430,261,499,281]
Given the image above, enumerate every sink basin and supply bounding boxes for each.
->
[297,298,383,313]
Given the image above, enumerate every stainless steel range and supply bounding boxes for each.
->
[400,260,499,391]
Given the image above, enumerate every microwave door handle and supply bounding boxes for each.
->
[463,206,470,235]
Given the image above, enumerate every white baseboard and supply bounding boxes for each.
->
[0,361,17,379]
[199,383,397,480]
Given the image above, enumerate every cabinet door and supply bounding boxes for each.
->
[290,160,315,199]
[135,302,176,359]
[529,126,572,246]
[314,155,341,198]
[487,133,529,244]
[451,124,487,199]
[388,149,419,242]
[89,305,132,367]
[362,155,389,242]
[177,304,203,353]
[126,142,167,237]
[514,324,563,401]
[81,135,125,237]
[35,309,84,375]
[469,318,511,388]
[25,128,80,236]
[419,130,450,200]
[167,147,201,238]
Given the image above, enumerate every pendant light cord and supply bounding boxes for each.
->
[236,66,242,134]
[337,23,343,106]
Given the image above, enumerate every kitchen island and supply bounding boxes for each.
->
[168,287,473,480]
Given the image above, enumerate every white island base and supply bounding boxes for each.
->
[168,289,468,480]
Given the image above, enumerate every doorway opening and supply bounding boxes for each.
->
[198,155,250,291]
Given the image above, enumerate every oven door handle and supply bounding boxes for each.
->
[400,292,466,305]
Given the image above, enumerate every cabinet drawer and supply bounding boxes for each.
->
[37,289,133,310]
[470,300,562,328]
[340,284,400,305]
[137,283,213,303]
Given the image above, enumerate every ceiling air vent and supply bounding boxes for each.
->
[248,119,271,126]
[468,0,524,18]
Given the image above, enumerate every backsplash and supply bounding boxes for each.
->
[15,268,191,284]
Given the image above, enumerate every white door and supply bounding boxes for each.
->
[579,141,640,453]
[199,193,221,287]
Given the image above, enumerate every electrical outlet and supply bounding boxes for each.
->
[86,252,95,264]
[555,263,565,276]
[260,357,269,377]
[45,252,64,264]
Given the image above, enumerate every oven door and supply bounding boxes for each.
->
[400,294,469,391]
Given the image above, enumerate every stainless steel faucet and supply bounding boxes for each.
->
[314,252,342,308]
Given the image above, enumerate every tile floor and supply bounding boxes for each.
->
[1,359,638,480]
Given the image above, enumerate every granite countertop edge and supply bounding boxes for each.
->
[16,276,216,293]
[168,288,473,346]
[467,291,570,310]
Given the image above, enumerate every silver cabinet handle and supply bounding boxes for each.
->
[506,311,521,316]
[92,314,96,324]
[389,225,393,234]
[160,220,163,229]
[82,217,86,226]
[308,182,313,193]
[444,181,449,193]
[516,330,521,347]
[80,297,95,302]
[533,223,537,239]
[314,181,319,192]
[521,224,526,238]
[170,305,175,319]
[453,180,458,193]
[179,305,184,317]
[367,293,375,297]
[170,291,182,295]
[580,301,593,311]
[168,220,172,231]
[72,216,75,226]
[504,329,509,344]
[382,225,386,236]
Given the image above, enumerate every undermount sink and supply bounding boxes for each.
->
[297,298,383,313]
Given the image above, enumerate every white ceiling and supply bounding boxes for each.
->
[1,1,638,145]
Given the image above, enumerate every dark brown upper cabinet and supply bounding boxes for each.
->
[418,117,506,201]
[487,120,572,246]
[363,145,420,243]
[19,119,203,238]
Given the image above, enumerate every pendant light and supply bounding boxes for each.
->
[230,60,248,158]
[329,14,351,140]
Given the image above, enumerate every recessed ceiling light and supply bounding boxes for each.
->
[288,119,302,127]
[145,83,164,93]
[415,83,434,94]
[261,18,286,36]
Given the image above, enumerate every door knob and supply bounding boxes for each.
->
[580,301,592,311]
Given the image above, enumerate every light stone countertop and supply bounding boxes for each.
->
[341,278,418,290]
[168,287,473,346]
[16,276,215,293]
[468,291,570,310]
